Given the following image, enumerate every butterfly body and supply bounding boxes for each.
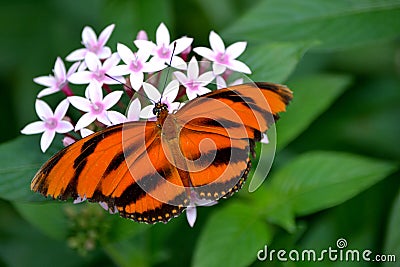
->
[32,82,292,224]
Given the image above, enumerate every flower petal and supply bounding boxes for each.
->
[35,99,53,120]
[173,71,189,85]
[225,41,247,59]
[96,113,112,126]
[54,99,70,120]
[37,87,60,98]
[127,98,141,121]
[134,40,157,52]
[107,110,126,125]
[186,206,197,227]
[102,91,123,110]
[68,96,91,112]
[107,65,131,76]
[68,71,93,84]
[40,130,56,152]
[82,26,97,47]
[34,76,55,87]
[56,120,74,133]
[193,47,215,61]
[67,61,81,77]
[75,112,96,131]
[171,56,187,70]
[209,31,225,53]
[261,133,269,144]
[21,121,45,135]
[156,23,170,46]
[228,59,252,74]
[198,71,215,85]
[173,37,193,54]
[81,128,94,138]
[212,63,226,75]
[97,24,115,47]
[54,57,67,81]
[117,43,135,65]
[139,105,155,119]
[129,71,144,91]
[187,57,199,79]
[216,75,227,89]
[87,82,103,103]
[143,82,161,102]
[85,52,101,72]
[66,48,87,62]
[97,47,112,59]
[163,80,180,102]
[102,53,120,71]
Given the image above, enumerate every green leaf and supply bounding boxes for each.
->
[224,0,400,50]
[192,203,273,267]
[0,136,63,202]
[14,202,69,240]
[384,188,400,267]
[245,41,313,83]
[277,74,352,150]
[254,151,398,232]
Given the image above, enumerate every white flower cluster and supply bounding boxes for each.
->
[21,23,252,153]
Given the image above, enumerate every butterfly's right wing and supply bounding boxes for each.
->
[175,82,292,201]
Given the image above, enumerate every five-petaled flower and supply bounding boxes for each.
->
[108,43,166,91]
[68,52,124,87]
[21,99,73,152]
[174,57,215,100]
[194,31,251,75]
[68,82,123,130]
[34,57,80,98]
[135,23,193,70]
[139,80,181,119]
[66,24,115,61]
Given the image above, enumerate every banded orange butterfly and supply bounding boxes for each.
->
[31,82,292,224]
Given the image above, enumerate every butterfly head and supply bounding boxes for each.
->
[153,102,169,118]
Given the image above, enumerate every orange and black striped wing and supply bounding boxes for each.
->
[175,82,293,200]
[31,122,188,223]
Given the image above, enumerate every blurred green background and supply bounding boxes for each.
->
[0,0,399,266]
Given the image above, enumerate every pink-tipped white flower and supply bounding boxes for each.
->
[66,24,115,61]
[194,31,251,75]
[135,23,193,70]
[174,57,215,100]
[21,99,73,152]
[34,58,80,98]
[108,43,166,91]
[140,80,181,119]
[68,82,123,130]
[108,98,141,125]
[68,52,124,87]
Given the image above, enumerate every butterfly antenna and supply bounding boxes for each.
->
[159,42,177,101]
[105,73,155,104]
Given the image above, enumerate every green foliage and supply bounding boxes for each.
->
[0,0,399,266]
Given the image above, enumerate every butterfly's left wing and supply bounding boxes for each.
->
[32,122,188,223]
[174,82,292,200]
